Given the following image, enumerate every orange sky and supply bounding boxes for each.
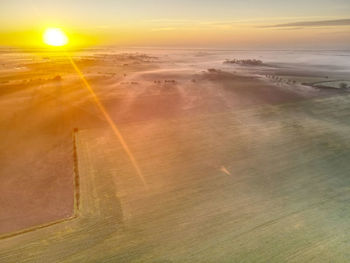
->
[1,0,349,49]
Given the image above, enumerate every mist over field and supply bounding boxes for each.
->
[1,0,350,260]
[1,48,350,262]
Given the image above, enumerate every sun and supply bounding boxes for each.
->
[43,28,69,47]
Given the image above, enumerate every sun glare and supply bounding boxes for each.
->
[43,28,68,47]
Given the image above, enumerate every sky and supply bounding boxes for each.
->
[1,0,349,48]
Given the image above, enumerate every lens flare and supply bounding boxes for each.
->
[67,55,148,188]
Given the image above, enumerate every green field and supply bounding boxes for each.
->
[1,94,350,262]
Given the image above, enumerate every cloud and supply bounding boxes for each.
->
[261,19,350,28]
[151,27,177,32]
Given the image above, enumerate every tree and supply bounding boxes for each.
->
[339,82,348,89]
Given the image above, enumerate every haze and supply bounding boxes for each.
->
[1,1,350,262]
[1,0,350,48]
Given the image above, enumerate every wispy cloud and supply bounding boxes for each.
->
[151,27,177,32]
[144,19,254,31]
[261,19,350,28]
